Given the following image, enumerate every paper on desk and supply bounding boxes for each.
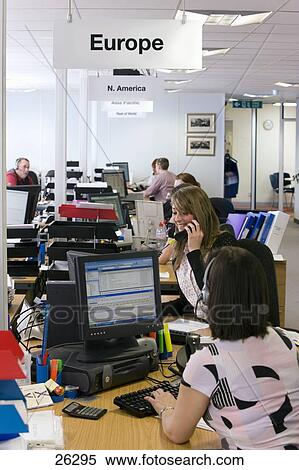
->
[168,318,209,332]
[21,410,64,449]
[159,272,170,279]
[20,383,53,410]
[273,254,284,261]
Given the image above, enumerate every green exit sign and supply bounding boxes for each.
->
[232,100,263,109]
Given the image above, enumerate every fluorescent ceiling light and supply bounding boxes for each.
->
[164,79,192,84]
[273,102,297,107]
[165,89,180,93]
[175,10,208,24]
[275,81,299,88]
[203,48,230,56]
[243,93,274,98]
[205,14,238,25]
[275,82,293,88]
[188,10,271,26]
[231,12,272,26]
[228,98,238,102]
[157,68,203,74]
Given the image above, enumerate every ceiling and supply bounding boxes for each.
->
[6,0,299,102]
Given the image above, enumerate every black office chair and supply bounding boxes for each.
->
[269,172,294,208]
[210,197,234,224]
[219,223,236,237]
[234,239,280,327]
[28,170,39,185]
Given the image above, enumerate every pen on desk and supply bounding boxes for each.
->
[40,302,49,365]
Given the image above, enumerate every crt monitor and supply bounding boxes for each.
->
[101,169,128,198]
[88,192,125,227]
[7,185,41,224]
[74,250,162,362]
[106,162,130,182]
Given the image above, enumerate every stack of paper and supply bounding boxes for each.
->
[0,331,29,446]
[21,410,64,449]
[7,274,15,306]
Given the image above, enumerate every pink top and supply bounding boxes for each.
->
[144,170,176,202]
[182,327,299,449]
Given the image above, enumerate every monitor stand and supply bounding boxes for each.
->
[77,336,142,363]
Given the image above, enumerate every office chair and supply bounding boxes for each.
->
[210,197,234,224]
[28,170,39,185]
[219,223,236,237]
[234,239,280,327]
[269,172,294,208]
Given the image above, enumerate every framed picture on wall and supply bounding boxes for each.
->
[187,113,216,133]
[186,135,216,156]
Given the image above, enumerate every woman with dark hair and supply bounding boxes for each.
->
[174,172,201,188]
[146,247,299,449]
[161,185,235,318]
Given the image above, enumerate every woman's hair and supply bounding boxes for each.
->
[175,172,200,187]
[206,246,269,340]
[151,159,158,173]
[171,185,220,270]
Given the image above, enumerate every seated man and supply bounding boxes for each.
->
[143,158,176,203]
[7,157,34,186]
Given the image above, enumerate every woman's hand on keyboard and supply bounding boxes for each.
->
[145,389,177,415]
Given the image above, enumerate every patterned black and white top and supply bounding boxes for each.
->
[182,327,299,449]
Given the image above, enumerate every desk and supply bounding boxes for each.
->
[159,264,178,294]
[160,260,287,327]
[8,294,25,320]
[53,363,220,450]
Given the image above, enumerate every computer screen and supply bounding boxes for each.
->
[7,185,41,223]
[75,251,162,361]
[7,190,28,225]
[101,170,128,198]
[74,183,112,200]
[135,200,164,238]
[106,162,130,182]
[88,192,125,226]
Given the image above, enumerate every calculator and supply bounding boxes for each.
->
[62,402,107,420]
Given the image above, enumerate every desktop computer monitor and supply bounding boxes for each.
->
[7,189,29,225]
[74,250,162,362]
[7,185,41,224]
[106,162,130,182]
[101,170,128,198]
[88,192,125,227]
[135,200,164,238]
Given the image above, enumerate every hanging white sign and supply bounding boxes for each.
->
[88,76,163,100]
[108,111,147,119]
[102,101,153,113]
[53,19,203,69]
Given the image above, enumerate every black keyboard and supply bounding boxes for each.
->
[113,381,180,418]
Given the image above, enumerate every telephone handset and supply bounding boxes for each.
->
[174,221,197,242]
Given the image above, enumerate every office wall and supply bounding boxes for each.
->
[6,90,80,178]
[96,93,225,197]
[7,90,225,197]
[225,104,296,204]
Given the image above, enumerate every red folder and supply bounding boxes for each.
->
[0,351,26,379]
[58,204,117,221]
[0,331,24,360]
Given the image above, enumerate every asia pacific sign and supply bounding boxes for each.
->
[88,76,163,100]
[53,19,203,69]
